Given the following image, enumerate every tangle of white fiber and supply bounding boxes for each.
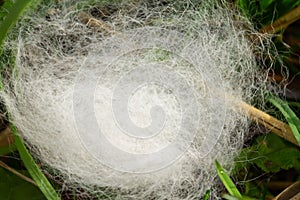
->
[1,0,269,199]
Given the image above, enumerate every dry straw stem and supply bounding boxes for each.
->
[0,127,36,186]
[0,158,37,186]
[273,181,300,200]
[78,12,117,35]
[238,101,298,146]
[260,5,300,34]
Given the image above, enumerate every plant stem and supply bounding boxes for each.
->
[0,159,37,186]
[238,101,299,146]
[260,5,300,34]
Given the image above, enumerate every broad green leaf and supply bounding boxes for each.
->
[237,0,257,19]
[237,0,300,27]
[244,182,265,200]
[234,133,295,199]
[278,0,300,16]
[0,0,59,198]
[215,160,242,199]
[0,0,14,21]
[237,0,249,16]
[280,0,300,6]
[0,167,46,200]
[10,122,60,200]
[245,180,275,199]
[268,96,300,145]
[235,134,300,173]
[0,0,37,48]
[260,0,275,11]
[257,134,300,173]
[290,0,300,8]
[254,147,300,173]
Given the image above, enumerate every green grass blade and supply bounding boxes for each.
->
[236,0,250,17]
[260,0,275,10]
[0,0,35,48]
[223,194,257,200]
[288,101,300,108]
[202,190,211,200]
[268,97,300,145]
[215,160,242,199]
[10,122,60,200]
[222,194,239,200]
[0,1,58,198]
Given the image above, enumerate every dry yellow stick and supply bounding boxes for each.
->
[238,101,298,146]
[78,12,117,35]
[0,159,37,186]
[260,5,300,34]
[273,181,300,200]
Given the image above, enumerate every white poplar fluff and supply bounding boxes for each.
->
[1,0,269,199]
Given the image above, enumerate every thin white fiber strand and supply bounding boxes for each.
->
[1,1,268,199]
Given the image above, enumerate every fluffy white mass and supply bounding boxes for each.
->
[1,0,268,199]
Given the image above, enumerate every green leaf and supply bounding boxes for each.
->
[0,167,46,200]
[10,122,60,200]
[0,1,59,198]
[288,102,300,108]
[244,182,265,200]
[236,134,300,173]
[284,0,300,7]
[215,160,242,199]
[237,0,300,27]
[278,0,300,16]
[202,190,210,200]
[260,0,275,11]
[0,0,37,48]
[237,0,254,18]
[268,96,300,145]
[222,194,239,200]
[254,147,300,173]
[223,194,257,200]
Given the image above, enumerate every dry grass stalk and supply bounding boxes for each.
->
[0,159,37,186]
[78,12,116,35]
[238,101,298,146]
[260,5,300,34]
